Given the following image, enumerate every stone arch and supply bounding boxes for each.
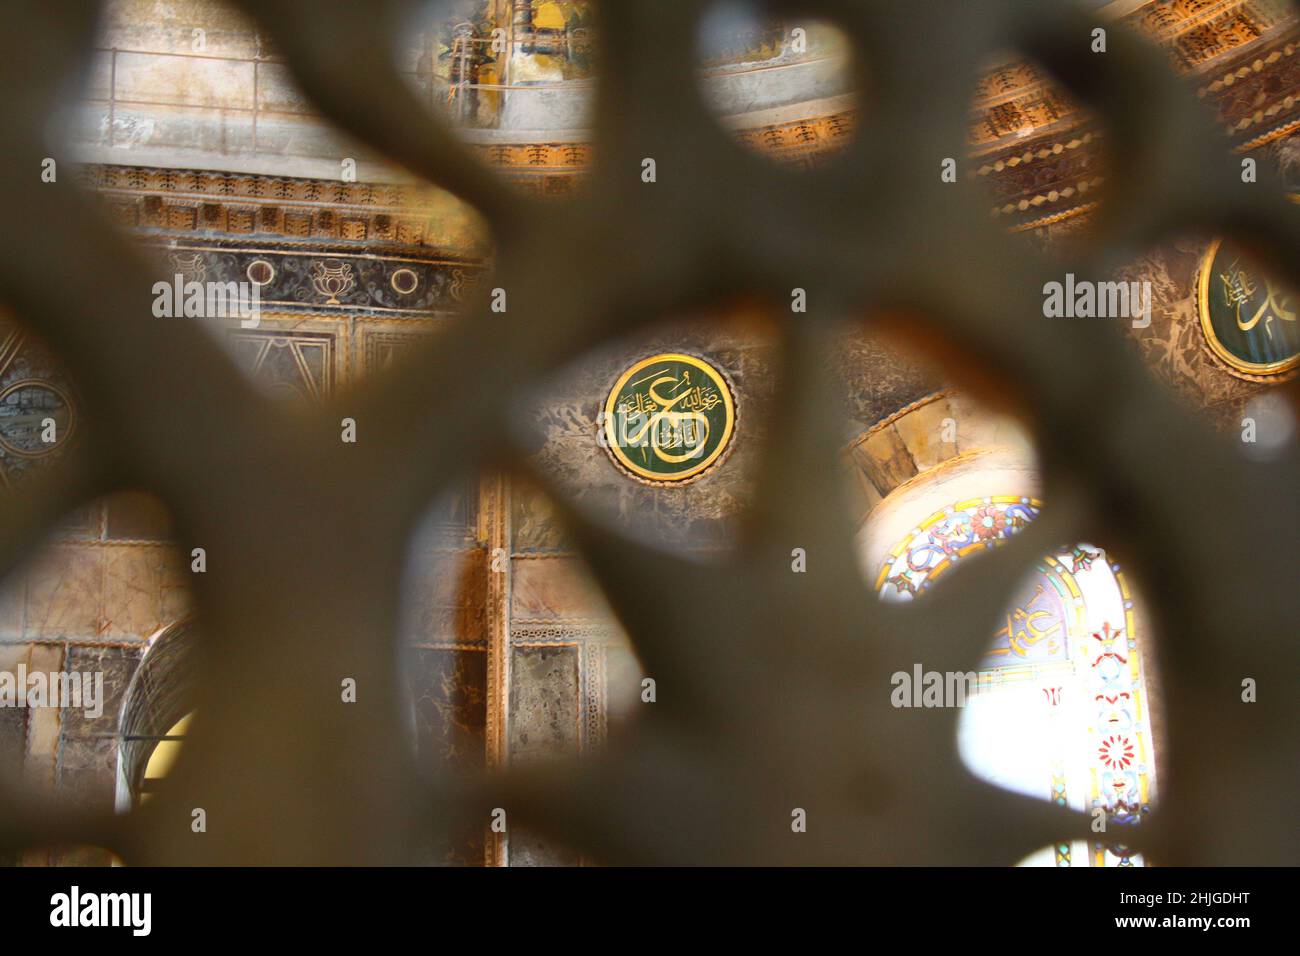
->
[844,389,1036,522]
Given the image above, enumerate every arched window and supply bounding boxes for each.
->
[115,620,198,811]
[876,497,1158,866]
[137,713,192,803]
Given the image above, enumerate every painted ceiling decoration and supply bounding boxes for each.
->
[431,0,1300,226]
[73,4,1300,228]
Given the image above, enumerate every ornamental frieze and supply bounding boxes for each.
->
[146,241,485,317]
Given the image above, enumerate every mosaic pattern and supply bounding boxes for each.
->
[876,496,1042,601]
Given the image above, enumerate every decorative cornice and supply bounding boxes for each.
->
[1010,201,1103,234]
[72,18,1300,242]
[845,390,953,454]
[143,238,485,318]
[1198,38,1297,93]
[80,164,486,255]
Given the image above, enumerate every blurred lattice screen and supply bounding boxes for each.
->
[0,0,1297,866]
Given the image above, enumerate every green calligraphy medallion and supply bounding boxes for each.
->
[603,353,735,482]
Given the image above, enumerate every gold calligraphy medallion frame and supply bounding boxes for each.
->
[1195,238,1300,381]
[0,379,76,459]
[602,352,737,484]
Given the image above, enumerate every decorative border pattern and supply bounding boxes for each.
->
[146,240,485,318]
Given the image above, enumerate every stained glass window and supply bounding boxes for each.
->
[877,496,1158,866]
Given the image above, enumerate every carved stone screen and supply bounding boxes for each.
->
[0,0,1296,891]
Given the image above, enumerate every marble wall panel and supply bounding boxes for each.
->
[16,541,190,644]
[506,644,583,866]
[0,572,24,641]
[56,644,145,812]
[407,647,487,776]
[102,545,167,640]
[0,699,24,868]
[112,50,256,111]
[510,556,609,623]
[404,549,487,646]
[407,647,487,865]
[23,545,103,641]
[508,645,580,765]
[104,491,175,541]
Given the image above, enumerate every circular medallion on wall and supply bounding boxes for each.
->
[1196,239,1299,379]
[390,267,419,295]
[602,353,736,483]
[0,380,75,458]
[246,259,276,287]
